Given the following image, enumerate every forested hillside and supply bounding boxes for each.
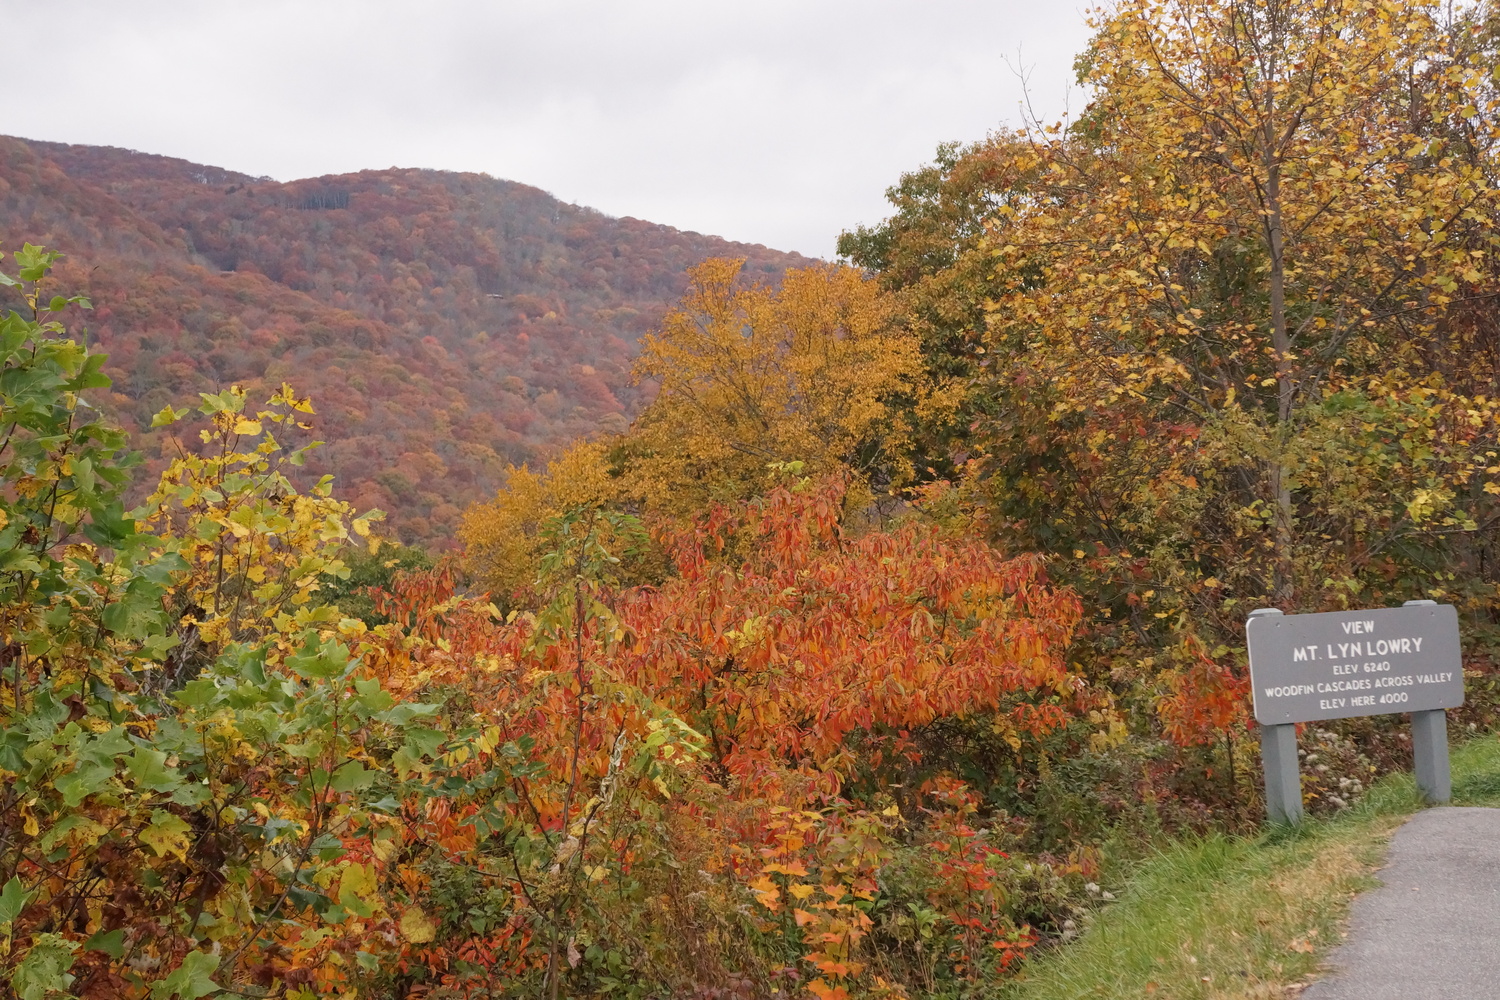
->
[0,136,806,542]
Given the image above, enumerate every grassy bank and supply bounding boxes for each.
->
[1000,734,1500,1000]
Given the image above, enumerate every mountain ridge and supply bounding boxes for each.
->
[0,135,810,543]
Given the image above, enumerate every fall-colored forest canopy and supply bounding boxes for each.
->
[7,2,1500,1000]
[0,247,1085,1000]
[459,257,955,604]
[0,135,807,545]
[840,0,1500,747]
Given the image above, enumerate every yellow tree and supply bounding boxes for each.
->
[980,0,1500,616]
[626,257,944,516]
[458,439,616,605]
[461,259,948,601]
[138,383,384,682]
[902,0,1500,756]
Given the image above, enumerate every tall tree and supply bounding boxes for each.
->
[461,259,949,601]
[838,138,1045,477]
[841,0,1500,746]
[976,0,1500,620]
[627,258,943,514]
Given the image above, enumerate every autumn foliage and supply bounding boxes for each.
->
[624,479,1082,785]
[11,0,1500,997]
[0,248,1095,999]
[357,477,1087,998]
[460,257,950,604]
[0,135,806,544]
[845,0,1500,760]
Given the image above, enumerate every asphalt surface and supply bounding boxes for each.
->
[1303,806,1500,1000]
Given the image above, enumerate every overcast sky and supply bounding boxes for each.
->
[1,1,1093,258]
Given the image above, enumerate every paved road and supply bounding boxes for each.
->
[1303,806,1500,1000]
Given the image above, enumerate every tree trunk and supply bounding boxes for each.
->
[1264,105,1296,606]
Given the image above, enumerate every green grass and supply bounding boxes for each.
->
[998,733,1500,1000]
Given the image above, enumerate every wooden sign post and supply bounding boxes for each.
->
[1246,601,1464,825]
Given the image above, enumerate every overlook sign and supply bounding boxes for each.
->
[1247,603,1463,725]
[1247,602,1464,824]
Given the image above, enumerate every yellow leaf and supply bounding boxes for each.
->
[232,419,262,436]
[338,861,380,906]
[747,875,778,894]
[400,906,437,943]
[140,810,192,861]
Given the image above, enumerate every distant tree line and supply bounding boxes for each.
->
[296,188,351,211]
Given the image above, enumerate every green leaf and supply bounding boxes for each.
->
[138,551,190,585]
[103,577,174,640]
[82,500,139,547]
[353,677,395,714]
[141,633,182,659]
[169,781,213,807]
[84,928,127,959]
[330,761,376,793]
[175,678,218,709]
[286,636,350,681]
[150,950,219,1000]
[54,761,115,807]
[403,727,447,758]
[11,934,77,1000]
[391,746,423,778]
[0,548,44,574]
[74,351,109,385]
[380,702,441,727]
[79,727,133,767]
[126,748,182,793]
[150,405,186,428]
[196,390,244,416]
[232,647,269,685]
[0,876,34,924]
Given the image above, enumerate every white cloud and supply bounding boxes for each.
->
[2,0,1092,256]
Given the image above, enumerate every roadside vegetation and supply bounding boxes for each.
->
[6,1,1500,998]
[1005,736,1500,1000]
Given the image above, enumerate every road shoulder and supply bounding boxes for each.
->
[1302,806,1500,1000]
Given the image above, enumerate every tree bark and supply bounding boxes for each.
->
[1262,36,1297,607]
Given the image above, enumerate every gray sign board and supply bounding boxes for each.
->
[1247,604,1463,725]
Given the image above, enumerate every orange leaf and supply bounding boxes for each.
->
[807,979,850,1000]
